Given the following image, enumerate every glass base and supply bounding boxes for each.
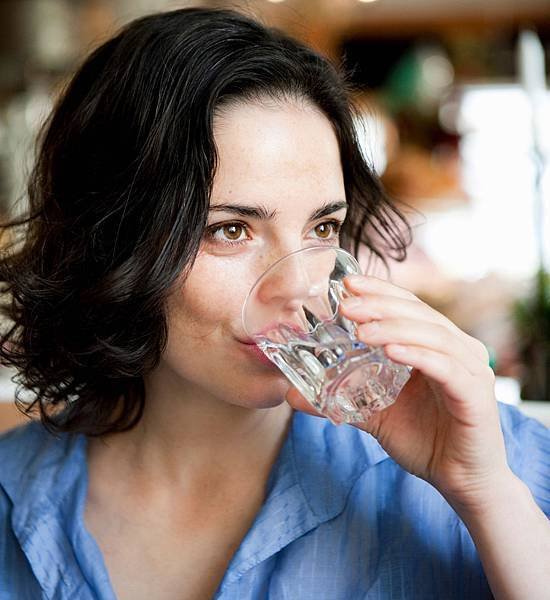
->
[310,347,411,425]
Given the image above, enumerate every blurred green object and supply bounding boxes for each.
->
[486,345,497,371]
[383,51,421,114]
[513,269,550,401]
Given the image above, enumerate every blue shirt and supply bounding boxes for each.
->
[1,402,549,599]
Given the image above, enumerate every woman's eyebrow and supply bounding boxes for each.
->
[209,201,348,221]
[310,201,348,221]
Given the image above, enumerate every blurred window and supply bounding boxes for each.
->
[423,85,550,281]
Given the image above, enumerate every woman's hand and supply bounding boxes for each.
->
[286,274,514,512]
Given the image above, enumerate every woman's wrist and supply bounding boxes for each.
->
[441,467,528,523]
[445,469,550,600]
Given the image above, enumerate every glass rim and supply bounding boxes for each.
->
[241,245,361,337]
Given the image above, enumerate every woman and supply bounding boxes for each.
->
[0,8,548,600]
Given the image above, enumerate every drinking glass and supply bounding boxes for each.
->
[242,246,411,425]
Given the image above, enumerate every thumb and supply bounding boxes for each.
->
[285,386,326,419]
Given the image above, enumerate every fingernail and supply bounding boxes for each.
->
[388,344,406,354]
[341,296,361,309]
[362,321,380,335]
[345,275,364,286]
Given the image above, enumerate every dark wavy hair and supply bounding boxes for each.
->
[0,7,412,436]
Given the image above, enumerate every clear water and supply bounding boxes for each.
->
[257,321,411,425]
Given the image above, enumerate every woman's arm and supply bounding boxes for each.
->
[286,273,550,599]
[451,472,550,600]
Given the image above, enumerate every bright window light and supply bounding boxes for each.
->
[420,85,550,282]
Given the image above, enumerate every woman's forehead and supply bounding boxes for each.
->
[211,101,344,200]
[213,100,337,159]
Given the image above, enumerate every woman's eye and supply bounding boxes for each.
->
[314,221,341,239]
[220,224,245,240]
[204,219,342,247]
[205,222,248,245]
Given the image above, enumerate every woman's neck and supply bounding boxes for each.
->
[86,366,294,502]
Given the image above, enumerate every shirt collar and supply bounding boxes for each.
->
[217,410,389,590]
[1,422,93,598]
[2,412,390,597]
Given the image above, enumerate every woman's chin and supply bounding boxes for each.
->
[239,380,291,410]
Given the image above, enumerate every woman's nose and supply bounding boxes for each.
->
[255,252,325,311]
[242,247,338,338]
[258,259,315,310]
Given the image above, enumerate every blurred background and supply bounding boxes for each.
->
[0,0,549,425]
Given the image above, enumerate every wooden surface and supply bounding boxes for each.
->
[0,402,32,433]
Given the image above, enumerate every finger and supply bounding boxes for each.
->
[344,274,416,302]
[356,317,484,376]
[384,343,491,420]
[340,292,451,330]
[342,277,490,366]
[340,293,488,369]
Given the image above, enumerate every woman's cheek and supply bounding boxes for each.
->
[176,254,256,332]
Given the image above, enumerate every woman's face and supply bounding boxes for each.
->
[162,99,347,408]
